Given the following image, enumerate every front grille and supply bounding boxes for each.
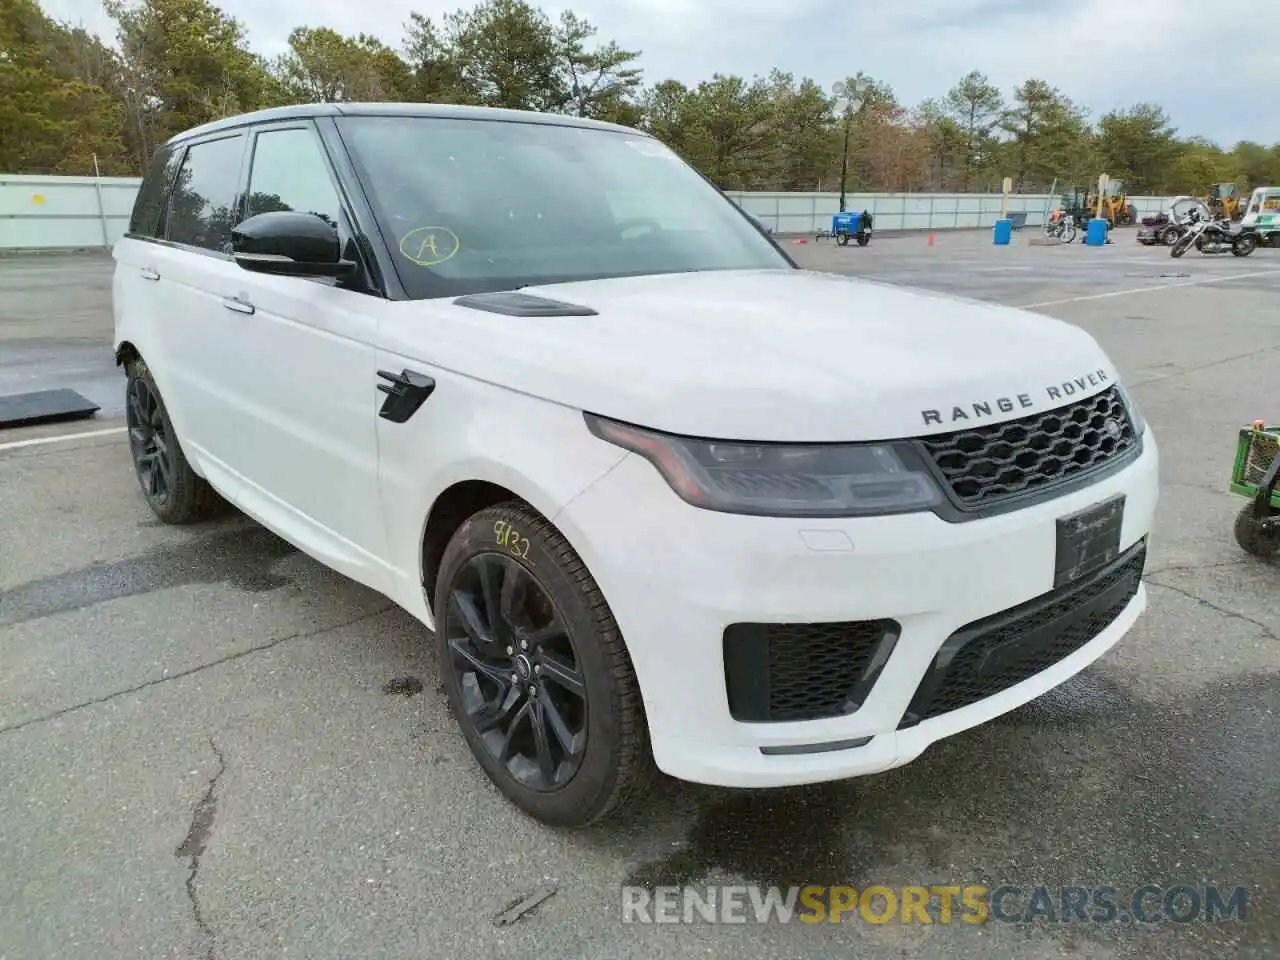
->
[723,620,899,723]
[1242,431,1277,486]
[919,386,1138,510]
[898,542,1146,728]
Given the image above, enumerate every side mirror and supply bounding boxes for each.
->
[231,210,356,278]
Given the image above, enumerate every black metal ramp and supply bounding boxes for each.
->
[0,389,101,428]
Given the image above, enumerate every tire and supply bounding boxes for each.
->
[1063,223,1078,243]
[836,232,849,246]
[1160,226,1180,245]
[124,357,222,524]
[1232,235,1256,257]
[433,501,654,827]
[856,232,870,247]
[1170,236,1191,258]
[1233,504,1280,561]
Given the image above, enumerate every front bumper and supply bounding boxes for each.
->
[555,430,1160,788]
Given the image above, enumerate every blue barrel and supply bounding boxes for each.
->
[1085,218,1109,246]
[992,218,1013,245]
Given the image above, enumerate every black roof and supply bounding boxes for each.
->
[167,101,647,145]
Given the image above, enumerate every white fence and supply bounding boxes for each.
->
[1,174,143,250]
[0,173,1175,251]
[727,191,1174,235]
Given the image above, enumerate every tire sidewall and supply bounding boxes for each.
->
[125,363,175,513]
[433,505,630,824]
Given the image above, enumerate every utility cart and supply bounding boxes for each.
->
[1229,421,1280,560]
[816,210,872,246]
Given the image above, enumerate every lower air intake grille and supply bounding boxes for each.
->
[898,541,1146,728]
[723,620,900,723]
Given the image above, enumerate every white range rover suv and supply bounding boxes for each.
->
[113,103,1159,827]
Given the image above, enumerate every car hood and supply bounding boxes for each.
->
[379,268,1121,442]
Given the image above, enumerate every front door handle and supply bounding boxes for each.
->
[376,368,435,423]
[140,267,160,281]
[221,297,255,315]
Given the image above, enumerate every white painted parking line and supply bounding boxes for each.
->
[0,426,126,452]
[1018,267,1280,308]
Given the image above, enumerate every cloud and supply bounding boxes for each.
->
[39,0,1276,145]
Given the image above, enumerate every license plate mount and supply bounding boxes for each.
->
[1055,494,1125,588]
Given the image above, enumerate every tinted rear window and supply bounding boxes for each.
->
[128,146,181,238]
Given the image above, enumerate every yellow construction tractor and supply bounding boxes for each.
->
[1203,182,1244,221]
[1087,180,1137,226]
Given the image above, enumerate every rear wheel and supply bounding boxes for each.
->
[434,501,654,827]
[1232,234,1256,257]
[125,358,222,524]
[1234,504,1280,561]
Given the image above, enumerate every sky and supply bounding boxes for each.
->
[39,0,1277,147]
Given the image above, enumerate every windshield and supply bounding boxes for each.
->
[335,115,790,299]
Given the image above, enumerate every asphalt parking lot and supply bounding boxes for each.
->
[2,232,1278,959]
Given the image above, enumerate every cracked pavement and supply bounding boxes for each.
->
[1,242,1277,959]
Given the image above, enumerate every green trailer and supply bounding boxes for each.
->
[1229,422,1280,559]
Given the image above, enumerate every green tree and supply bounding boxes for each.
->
[763,71,834,190]
[275,27,412,102]
[1000,78,1088,191]
[943,70,1004,189]
[553,11,642,122]
[432,0,562,111]
[105,0,279,164]
[1095,103,1181,194]
[0,0,130,174]
[1229,141,1280,190]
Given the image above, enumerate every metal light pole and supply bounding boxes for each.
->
[832,79,867,213]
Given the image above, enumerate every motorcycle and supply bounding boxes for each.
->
[1170,210,1257,258]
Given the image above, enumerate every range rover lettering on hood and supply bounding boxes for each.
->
[921,368,1111,427]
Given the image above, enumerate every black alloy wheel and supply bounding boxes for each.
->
[127,374,172,506]
[443,552,588,791]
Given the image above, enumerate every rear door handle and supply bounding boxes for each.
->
[221,297,255,315]
[140,267,160,281]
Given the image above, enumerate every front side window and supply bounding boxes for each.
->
[245,126,342,229]
[165,134,246,253]
[129,145,181,238]
[336,115,789,299]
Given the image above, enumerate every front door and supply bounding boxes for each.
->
[199,122,391,588]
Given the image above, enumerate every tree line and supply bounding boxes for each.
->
[4,0,1280,196]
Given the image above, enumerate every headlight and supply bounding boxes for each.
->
[584,414,943,517]
[1115,383,1146,435]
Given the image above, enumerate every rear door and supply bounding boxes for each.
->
[147,130,251,459]
[191,120,390,586]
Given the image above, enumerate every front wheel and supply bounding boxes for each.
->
[1170,236,1191,258]
[1062,222,1078,243]
[433,502,654,827]
[1234,504,1280,561]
